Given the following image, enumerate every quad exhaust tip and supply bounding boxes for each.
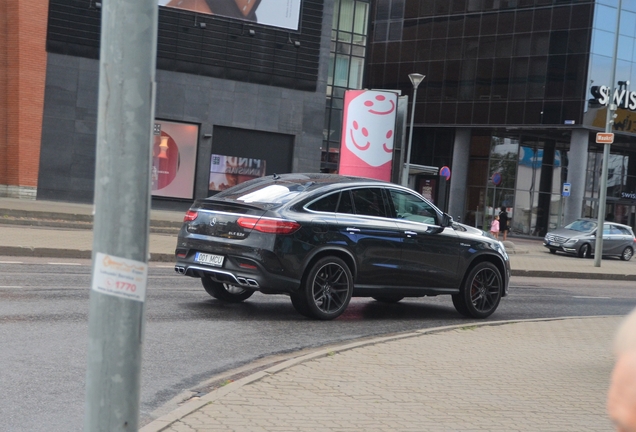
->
[174,265,259,288]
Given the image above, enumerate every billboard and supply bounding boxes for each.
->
[209,154,267,192]
[338,90,398,181]
[159,0,302,31]
[151,120,199,199]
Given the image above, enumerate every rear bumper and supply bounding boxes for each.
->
[174,258,300,294]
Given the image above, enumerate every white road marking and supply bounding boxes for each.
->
[0,261,23,264]
[154,265,175,268]
[0,286,23,289]
[47,262,82,266]
[572,296,612,299]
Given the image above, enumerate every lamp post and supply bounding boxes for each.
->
[594,0,622,267]
[401,73,425,187]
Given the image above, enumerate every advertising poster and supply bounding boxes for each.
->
[338,90,398,181]
[158,0,301,31]
[151,120,199,199]
[209,154,267,191]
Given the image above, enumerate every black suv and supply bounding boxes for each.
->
[175,173,510,320]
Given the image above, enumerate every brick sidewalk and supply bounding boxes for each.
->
[143,317,619,432]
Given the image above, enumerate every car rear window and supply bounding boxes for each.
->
[216,181,310,204]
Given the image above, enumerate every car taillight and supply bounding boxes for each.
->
[237,217,301,234]
[183,210,198,222]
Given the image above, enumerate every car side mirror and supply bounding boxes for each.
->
[441,213,453,227]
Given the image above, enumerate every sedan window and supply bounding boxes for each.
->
[616,226,635,236]
[389,189,438,225]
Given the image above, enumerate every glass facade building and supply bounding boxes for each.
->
[322,0,371,171]
[364,0,636,235]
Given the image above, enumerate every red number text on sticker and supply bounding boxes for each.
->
[115,281,137,292]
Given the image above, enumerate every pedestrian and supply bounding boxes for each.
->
[608,308,636,431]
[490,215,500,239]
[499,206,510,241]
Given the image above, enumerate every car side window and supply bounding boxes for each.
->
[603,224,612,236]
[338,190,354,214]
[306,192,340,213]
[388,189,437,225]
[610,225,628,236]
[350,188,387,218]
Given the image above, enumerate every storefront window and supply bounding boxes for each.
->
[151,120,199,199]
[484,136,519,231]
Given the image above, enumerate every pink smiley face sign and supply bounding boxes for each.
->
[339,90,398,181]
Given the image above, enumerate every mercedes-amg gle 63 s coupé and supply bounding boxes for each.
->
[174,173,510,320]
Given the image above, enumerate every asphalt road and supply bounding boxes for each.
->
[1,257,635,432]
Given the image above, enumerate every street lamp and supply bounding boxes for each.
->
[401,73,425,187]
[594,0,622,267]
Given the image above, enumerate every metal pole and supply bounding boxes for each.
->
[402,73,425,187]
[595,0,622,267]
[84,0,158,430]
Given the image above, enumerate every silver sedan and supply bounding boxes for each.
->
[543,218,635,260]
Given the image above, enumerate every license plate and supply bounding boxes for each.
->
[549,241,559,246]
[195,252,224,267]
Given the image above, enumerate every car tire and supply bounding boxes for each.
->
[290,291,313,318]
[621,247,634,261]
[452,262,502,319]
[578,243,592,258]
[297,256,353,320]
[372,296,404,303]
[549,249,557,254]
[201,277,254,302]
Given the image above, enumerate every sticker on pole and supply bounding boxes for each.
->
[92,253,148,302]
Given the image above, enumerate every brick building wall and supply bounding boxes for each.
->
[0,0,48,199]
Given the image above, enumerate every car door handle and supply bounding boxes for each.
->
[346,227,360,233]
[404,230,417,237]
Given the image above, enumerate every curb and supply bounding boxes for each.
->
[139,315,619,432]
[0,247,175,263]
[511,269,636,281]
[1,245,632,278]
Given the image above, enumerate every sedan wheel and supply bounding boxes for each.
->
[201,277,254,302]
[294,256,353,320]
[452,262,502,319]
[578,243,592,258]
[621,247,634,261]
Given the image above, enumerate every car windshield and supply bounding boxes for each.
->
[564,219,597,233]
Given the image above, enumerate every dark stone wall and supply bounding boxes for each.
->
[39,0,333,204]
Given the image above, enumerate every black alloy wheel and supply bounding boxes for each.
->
[578,243,592,258]
[621,246,634,261]
[372,296,404,303]
[201,277,254,302]
[293,256,353,320]
[452,262,502,319]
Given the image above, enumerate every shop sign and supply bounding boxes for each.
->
[590,85,636,111]
[596,132,614,144]
[339,90,398,181]
[622,192,636,201]
[562,183,571,197]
